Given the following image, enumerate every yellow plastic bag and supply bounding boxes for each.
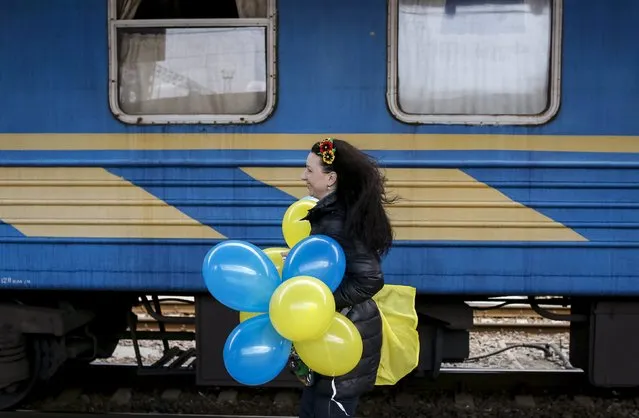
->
[372,284,420,385]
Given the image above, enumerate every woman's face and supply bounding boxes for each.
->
[301,152,335,199]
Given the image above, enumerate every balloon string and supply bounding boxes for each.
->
[330,377,349,416]
[328,307,352,415]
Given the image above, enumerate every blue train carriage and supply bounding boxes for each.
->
[2,0,639,408]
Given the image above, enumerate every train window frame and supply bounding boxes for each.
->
[107,0,277,125]
[386,0,563,126]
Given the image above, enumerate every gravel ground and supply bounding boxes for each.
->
[443,330,571,370]
[94,330,572,370]
[93,339,196,367]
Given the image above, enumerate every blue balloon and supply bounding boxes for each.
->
[282,235,346,292]
[223,314,292,386]
[202,240,281,312]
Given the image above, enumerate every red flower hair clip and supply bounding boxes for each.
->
[317,138,336,165]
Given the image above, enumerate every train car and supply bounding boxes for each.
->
[2,0,639,409]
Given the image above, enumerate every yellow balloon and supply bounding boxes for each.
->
[294,313,363,377]
[282,199,317,248]
[262,247,288,277]
[239,311,263,323]
[269,276,335,342]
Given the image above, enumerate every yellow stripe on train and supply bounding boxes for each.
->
[0,133,638,153]
[0,167,225,239]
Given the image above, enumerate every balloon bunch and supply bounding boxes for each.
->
[201,197,363,386]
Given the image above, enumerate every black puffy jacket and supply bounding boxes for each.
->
[303,192,384,399]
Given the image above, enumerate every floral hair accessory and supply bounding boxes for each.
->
[317,137,336,165]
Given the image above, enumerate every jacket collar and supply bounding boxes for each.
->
[303,192,340,221]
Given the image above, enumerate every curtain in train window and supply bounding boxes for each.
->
[115,0,268,116]
[397,0,552,115]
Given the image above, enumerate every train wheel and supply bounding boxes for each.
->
[0,333,42,411]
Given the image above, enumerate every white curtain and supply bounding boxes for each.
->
[397,0,551,115]
[118,0,142,19]
[117,0,267,116]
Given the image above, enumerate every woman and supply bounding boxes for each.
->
[295,137,395,417]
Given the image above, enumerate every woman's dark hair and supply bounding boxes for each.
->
[311,138,396,256]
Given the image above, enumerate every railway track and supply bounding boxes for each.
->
[129,300,571,333]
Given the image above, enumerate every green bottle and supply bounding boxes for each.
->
[289,348,315,386]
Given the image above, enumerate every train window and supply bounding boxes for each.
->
[387,0,562,125]
[108,0,276,125]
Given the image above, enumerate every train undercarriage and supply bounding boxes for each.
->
[1,292,639,410]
